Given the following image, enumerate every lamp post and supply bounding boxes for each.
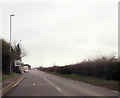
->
[19,40,23,74]
[20,40,22,59]
[9,14,15,74]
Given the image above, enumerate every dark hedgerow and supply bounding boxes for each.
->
[40,55,120,81]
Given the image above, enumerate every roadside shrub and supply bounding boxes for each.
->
[41,54,120,81]
[56,66,72,74]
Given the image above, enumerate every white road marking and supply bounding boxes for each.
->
[56,87,61,91]
[40,75,66,96]
[0,75,25,96]
[14,77,24,87]
[33,84,35,85]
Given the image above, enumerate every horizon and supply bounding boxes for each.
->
[1,0,118,67]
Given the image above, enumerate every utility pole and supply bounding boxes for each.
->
[20,40,22,60]
[20,40,23,74]
[9,14,15,74]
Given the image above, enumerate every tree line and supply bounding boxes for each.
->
[40,55,120,81]
[1,38,26,74]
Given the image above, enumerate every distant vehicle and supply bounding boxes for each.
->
[23,66,29,73]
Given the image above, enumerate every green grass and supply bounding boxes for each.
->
[2,72,18,81]
[43,71,119,91]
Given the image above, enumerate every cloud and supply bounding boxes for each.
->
[2,1,118,67]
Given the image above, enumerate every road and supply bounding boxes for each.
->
[4,70,119,96]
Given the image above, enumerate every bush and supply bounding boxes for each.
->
[41,54,120,81]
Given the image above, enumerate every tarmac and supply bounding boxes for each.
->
[0,73,26,96]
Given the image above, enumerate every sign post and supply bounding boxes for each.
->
[15,60,23,74]
[15,60,21,67]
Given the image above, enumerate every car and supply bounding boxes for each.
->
[24,69,29,73]
[23,66,29,73]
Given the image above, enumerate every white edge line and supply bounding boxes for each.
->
[40,75,66,95]
[56,87,61,91]
[0,75,25,95]
[13,76,24,87]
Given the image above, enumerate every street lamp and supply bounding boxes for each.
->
[9,14,15,74]
[10,15,15,51]
[20,40,22,61]
[19,40,23,74]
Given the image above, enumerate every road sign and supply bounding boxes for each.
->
[15,60,21,67]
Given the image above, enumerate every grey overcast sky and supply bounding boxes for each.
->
[1,0,118,67]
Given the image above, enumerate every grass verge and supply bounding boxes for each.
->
[2,72,18,81]
[43,71,119,91]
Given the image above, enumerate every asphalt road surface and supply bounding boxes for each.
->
[4,70,119,96]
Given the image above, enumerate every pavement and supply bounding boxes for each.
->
[2,74,23,88]
[1,73,26,96]
[3,70,120,96]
